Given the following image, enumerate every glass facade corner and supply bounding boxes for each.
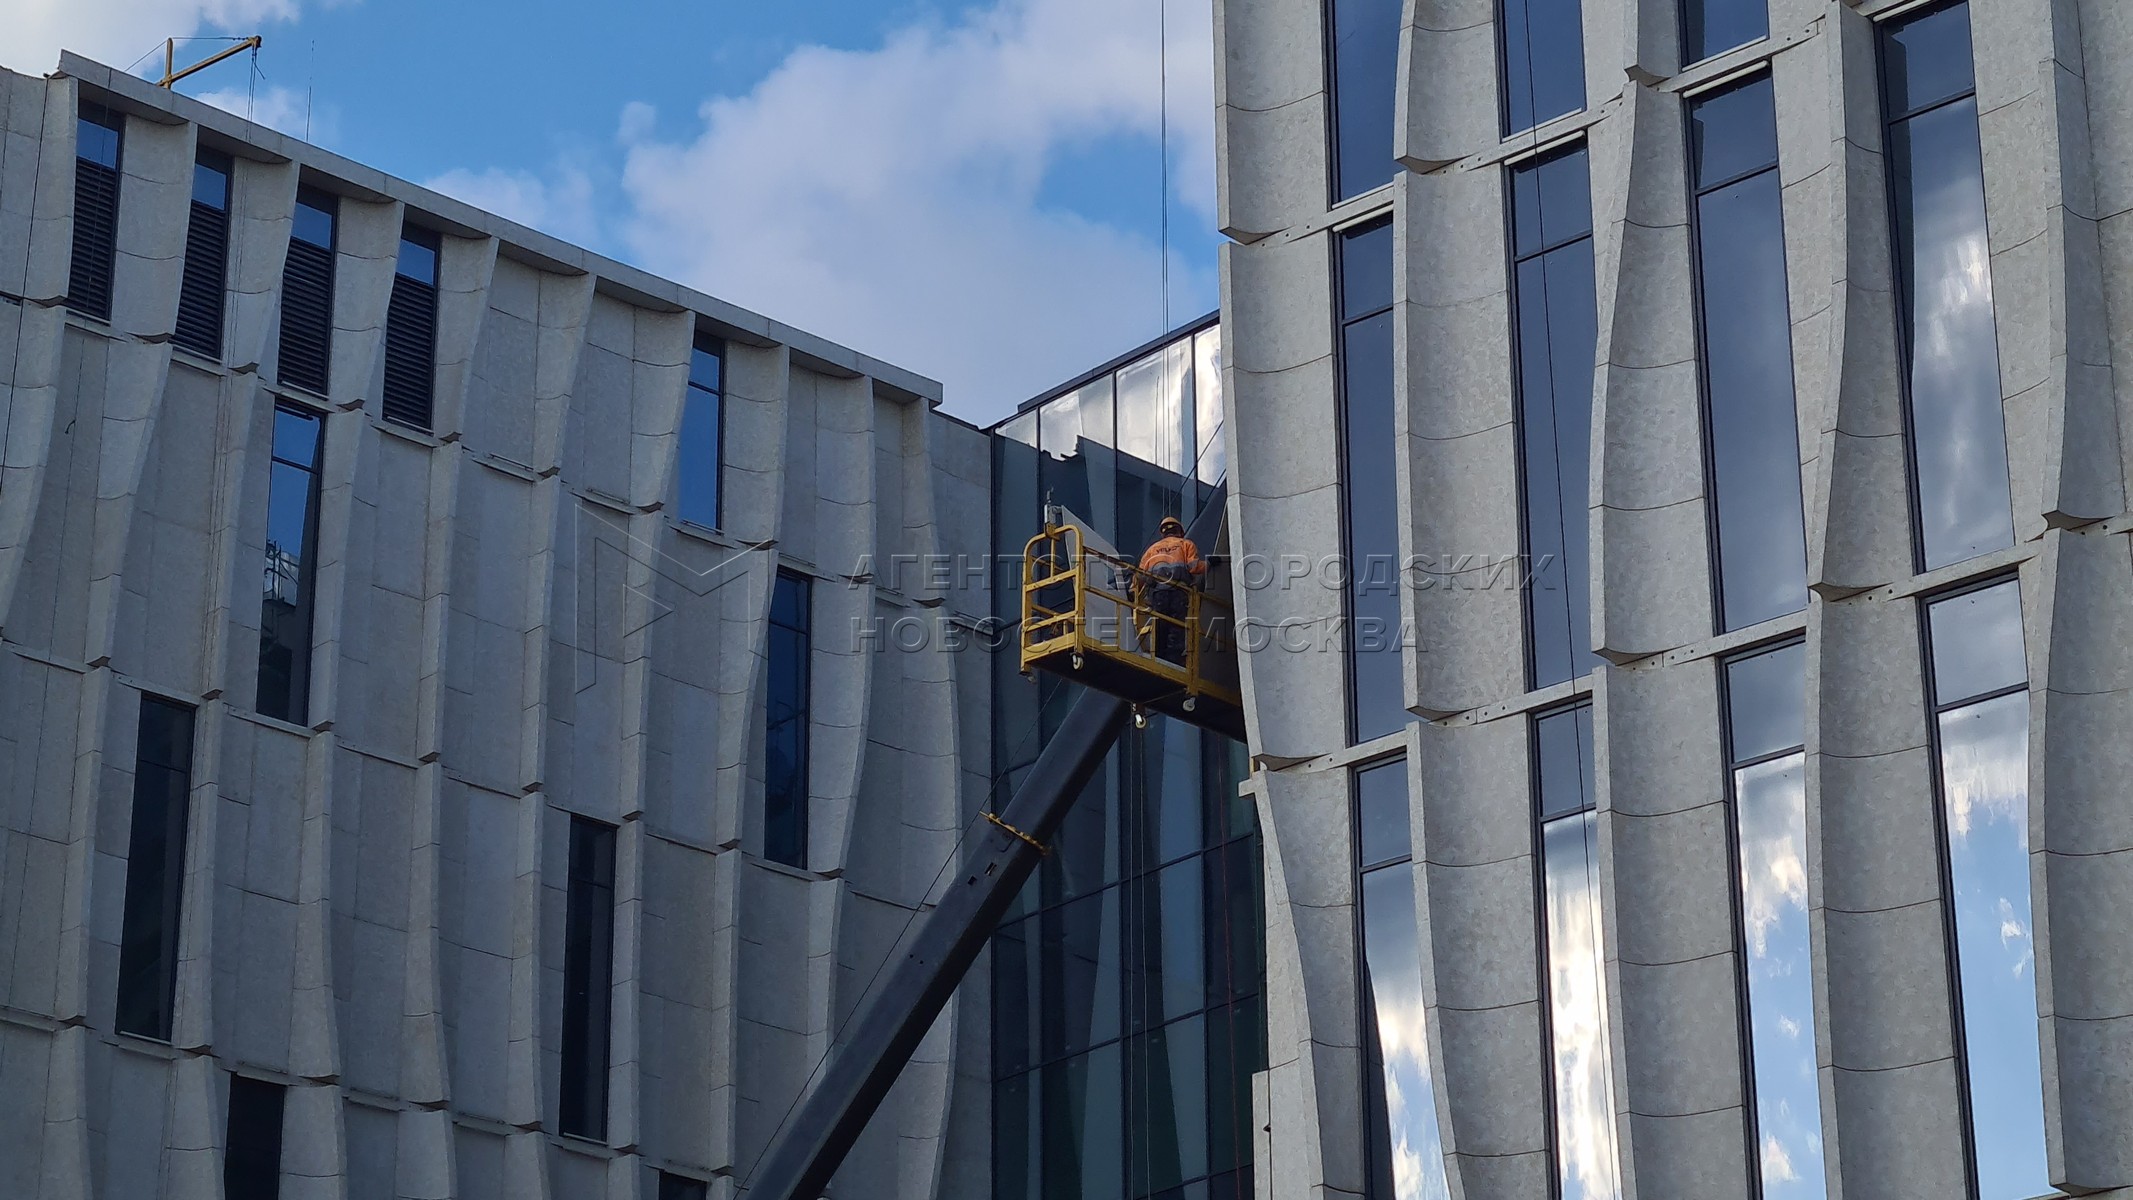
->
[989,317,1265,1200]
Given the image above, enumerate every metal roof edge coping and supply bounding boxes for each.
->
[52,51,944,407]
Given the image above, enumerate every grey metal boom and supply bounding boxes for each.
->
[745,689,1132,1199]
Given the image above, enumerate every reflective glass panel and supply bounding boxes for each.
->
[1684,0,1767,65]
[1501,0,1586,133]
[1340,220,1404,741]
[1194,328,1225,484]
[1126,855,1206,1031]
[1117,342,1190,479]
[1044,1045,1123,1200]
[1542,809,1621,1200]
[292,190,336,248]
[1734,753,1823,1199]
[193,155,231,209]
[994,917,1041,1077]
[1882,6,2013,572]
[1361,862,1452,1200]
[680,341,723,528]
[1725,641,1807,763]
[1511,148,1598,687]
[1330,0,1403,201]
[1356,758,1410,871]
[764,571,811,866]
[1692,76,1807,632]
[1127,1015,1210,1194]
[1535,703,1595,822]
[1050,887,1123,1058]
[116,698,196,1041]
[995,1072,1041,1200]
[1882,1,1976,118]
[257,406,322,724]
[396,230,438,283]
[1936,692,2047,1199]
[77,111,121,167]
[1928,580,2025,706]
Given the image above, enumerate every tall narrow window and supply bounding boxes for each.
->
[1327,0,1403,202]
[68,103,123,321]
[1500,0,1585,134]
[223,1075,286,1200]
[381,225,439,430]
[257,405,324,725]
[1881,2,2014,571]
[1721,642,1823,1198]
[1924,579,2045,1199]
[1356,759,1450,1200]
[657,1173,708,1200]
[1337,220,1403,742]
[560,816,617,1140]
[679,333,724,528]
[1684,0,1767,64]
[115,696,195,1041]
[1690,76,1807,632]
[175,150,231,359]
[1534,703,1619,1200]
[278,189,337,395]
[1510,147,1598,688]
[765,570,812,867]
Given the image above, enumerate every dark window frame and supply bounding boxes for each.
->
[67,102,125,322]
[680,332,727,530]
[223,1073,287,1200]
[1914,569,2032,1200]
[559,815,618,1141]
[115,694,197,1041]
[1495,0,1589,137]
[381,224,441,431]
[1506,143,1600,691]
[255,403,325,725]
[1715,635,1810,1198]
[1875,0,2014,576]
[277,188,339,397]
[1528,697,1611,1200]
[764,568,814,867]
[175,149,234,361]
[1683,72,1809,635]
[1332,217,1400,745]
[1680,0,1771,69]
[1321,0,1405,205]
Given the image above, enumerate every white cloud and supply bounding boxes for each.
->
[425,164,602,250]
[193,82,333,144]
[2,0,299,77]
[607,0,1219,419]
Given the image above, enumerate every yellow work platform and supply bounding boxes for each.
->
[1019,524,1246,742]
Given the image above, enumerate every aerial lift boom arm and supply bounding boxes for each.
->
[744,689,1132,1199]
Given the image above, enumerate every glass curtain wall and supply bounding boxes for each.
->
[1721,642,1823,1198]
[1326,0,1403,202]
[1688,75,1808,632]
[1338,220,1404,743]
[1683,0,1767,65]
[991,318,1265,1200]
[1533,703,1619,1200]
[1499,0,1585,133]
[1356,759,1450,1200]
[1510,147,1599,689]
[1923,579,2046,1199]
[1880,1,2015,571]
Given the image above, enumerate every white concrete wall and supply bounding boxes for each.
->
[1215,0,2133,1197]
[0,56,995,1200]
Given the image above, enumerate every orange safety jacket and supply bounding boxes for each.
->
[1137,535,1206,577]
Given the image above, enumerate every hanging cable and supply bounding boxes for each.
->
[1158,0,1171,335]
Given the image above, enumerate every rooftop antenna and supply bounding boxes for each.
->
[158,35,263,88]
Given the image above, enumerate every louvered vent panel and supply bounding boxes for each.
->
[67,161,119,320]
[278,241,334,394]
[174,201,228,358]
[381,275,437,430]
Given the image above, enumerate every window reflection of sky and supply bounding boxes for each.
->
[1938,692,2049,1199]
[1544,811,1620,1200]
[1362,864,1452,1200]
[1735,754,1824,1198]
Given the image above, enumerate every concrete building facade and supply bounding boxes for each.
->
[1213,0,2133,1198]
[0,54,1001,1200]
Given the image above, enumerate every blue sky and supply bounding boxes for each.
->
[10,0,1223,423]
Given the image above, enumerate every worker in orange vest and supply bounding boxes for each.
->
[1136,515,1206,664]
